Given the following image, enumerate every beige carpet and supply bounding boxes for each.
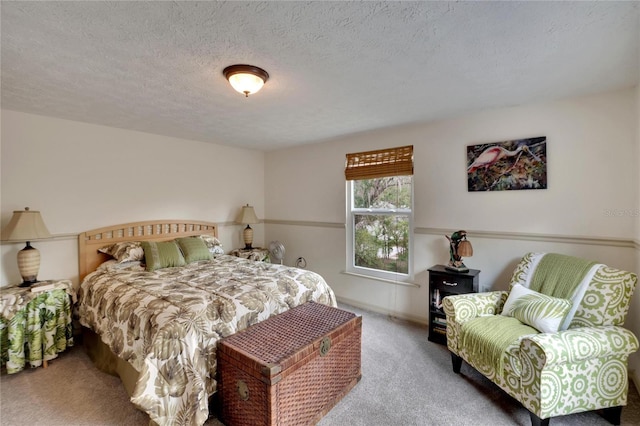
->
[1,304,639,425]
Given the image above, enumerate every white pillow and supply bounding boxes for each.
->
[502,284,572,333]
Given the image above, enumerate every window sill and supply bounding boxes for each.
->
[340,271,421,288]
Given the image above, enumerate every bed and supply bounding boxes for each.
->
[76,220,337,426]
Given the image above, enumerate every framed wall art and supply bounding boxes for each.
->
[467,136,547,192]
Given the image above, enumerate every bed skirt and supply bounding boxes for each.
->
[82,327,140,398]
[82,327,217,425]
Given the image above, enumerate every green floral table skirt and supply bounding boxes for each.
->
[1,289,74,374]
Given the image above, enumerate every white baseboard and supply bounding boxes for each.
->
[336,295,428,326]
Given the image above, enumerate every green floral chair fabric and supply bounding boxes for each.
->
[443,252,638,426]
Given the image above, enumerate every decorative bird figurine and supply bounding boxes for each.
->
[445,230,473,272]
[446,230,466,262]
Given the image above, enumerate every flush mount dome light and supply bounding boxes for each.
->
[223,64,269,97]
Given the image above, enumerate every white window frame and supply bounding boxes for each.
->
[345,177,414,282]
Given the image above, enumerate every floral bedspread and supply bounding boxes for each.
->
[78,255,337,426]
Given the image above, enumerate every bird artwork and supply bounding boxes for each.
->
[466,136,547,191]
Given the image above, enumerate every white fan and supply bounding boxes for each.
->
[269,241,285,264]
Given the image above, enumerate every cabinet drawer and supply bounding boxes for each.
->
[430,273,474,294]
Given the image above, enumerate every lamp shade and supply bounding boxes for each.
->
[228,73,264,95]
[2,207,51,241]
[223,65,269,97]
[237,204,259,225]
[457,240,473,257]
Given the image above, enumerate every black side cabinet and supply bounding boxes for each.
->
[428,265,480,345]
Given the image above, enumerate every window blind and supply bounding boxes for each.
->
[345,145,413,180]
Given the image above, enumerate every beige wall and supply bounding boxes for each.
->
[632,80,640,386]
[265,89,639,324]
[628,23,640,385]
[0,110,266,286]
[2,89,638,384]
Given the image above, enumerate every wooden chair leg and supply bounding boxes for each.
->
[529,412,550,426]
[600,406,622,425]
[451,353,462,373]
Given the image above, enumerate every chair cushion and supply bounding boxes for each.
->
[502,284,572,333]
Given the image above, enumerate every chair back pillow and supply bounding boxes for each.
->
[502,284,572,333]
[509,253,638,328]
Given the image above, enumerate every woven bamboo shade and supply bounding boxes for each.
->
[345,145,413,180]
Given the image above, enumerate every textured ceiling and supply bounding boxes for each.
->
[2,1,638,151]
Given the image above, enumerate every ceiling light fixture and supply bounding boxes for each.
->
[223,64,269,97]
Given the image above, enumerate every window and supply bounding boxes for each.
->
[345,146,413,281]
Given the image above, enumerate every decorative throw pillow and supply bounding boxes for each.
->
[501,284,572,333]
[98,241,144,263]
[176,237,212,263]
[141,241,186,272]
[199,235,225,256]
[209,245,225,256]
[200,234,222,248]
[97,259,144,272]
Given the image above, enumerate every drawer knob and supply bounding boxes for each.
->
[443,281,458,287]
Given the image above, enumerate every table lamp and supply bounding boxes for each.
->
[237,204,259,249]
[445,230,473,273]
[2,207,52,286]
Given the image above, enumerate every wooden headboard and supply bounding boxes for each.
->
[78,220,218,280]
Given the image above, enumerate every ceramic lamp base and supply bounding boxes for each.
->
[243,225,254,250]
[17,242,40,286]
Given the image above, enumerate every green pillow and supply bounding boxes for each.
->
[176,237,212,263]
[501,284,572,333]
[141,241,186,271]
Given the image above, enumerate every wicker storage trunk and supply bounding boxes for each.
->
[217,302,362,426]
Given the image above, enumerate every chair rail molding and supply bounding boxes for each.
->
[5,225,632,249]
[263,219,345,229]
[0,233,77,244]
[263,220,636,249]
[416,227,635,248]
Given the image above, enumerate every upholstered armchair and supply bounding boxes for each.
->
[443,252,638,426]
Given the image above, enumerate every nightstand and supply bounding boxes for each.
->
[427,265,479,345]
[0,280,76,373]
[230,247,271,263]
